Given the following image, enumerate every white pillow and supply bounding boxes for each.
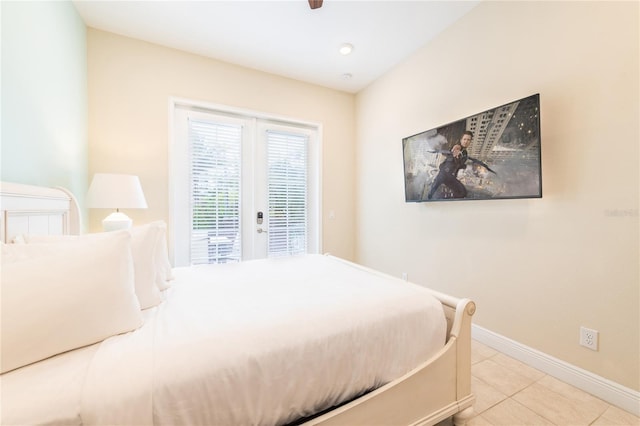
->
[24,224,163,310]
[0,231,143,374]
[128,224,164,308]
[149,221,174,290]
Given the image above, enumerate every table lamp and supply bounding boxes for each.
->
[86,173,148,231]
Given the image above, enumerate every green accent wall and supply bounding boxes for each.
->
[1,0,88,226]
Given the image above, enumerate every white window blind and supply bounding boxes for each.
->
[172,100,321,265]
[267,130,308,257]
[189,118,242,264]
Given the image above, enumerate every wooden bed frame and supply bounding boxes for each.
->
[305,277,477,426]
[0,181,476,426]
[0,181,81,242]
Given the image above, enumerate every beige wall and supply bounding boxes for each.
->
[355,1,639,391]
[87,29,356,260]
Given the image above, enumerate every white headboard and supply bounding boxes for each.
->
[0,182,81,243]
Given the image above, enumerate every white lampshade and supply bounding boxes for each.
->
[86,173,148,231]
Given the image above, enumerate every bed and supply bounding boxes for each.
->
[0,181,476,426]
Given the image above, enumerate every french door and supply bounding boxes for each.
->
[171,103,320,266]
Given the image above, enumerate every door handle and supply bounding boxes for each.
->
[257,228,267,234]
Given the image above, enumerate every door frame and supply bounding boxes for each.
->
[168,97,323,266]
[254,120,321,259]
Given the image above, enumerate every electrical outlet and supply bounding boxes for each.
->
[580,326,599,351]
[401,272,408,281]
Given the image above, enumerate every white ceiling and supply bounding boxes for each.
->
[73,0,480,93]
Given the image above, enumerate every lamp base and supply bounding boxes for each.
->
[102,211,133,232]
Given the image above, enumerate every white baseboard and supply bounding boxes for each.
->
[472,325,640,417]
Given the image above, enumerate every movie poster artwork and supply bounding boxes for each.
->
[403,94,542,202]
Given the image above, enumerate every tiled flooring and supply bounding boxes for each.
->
[438,340,640,426]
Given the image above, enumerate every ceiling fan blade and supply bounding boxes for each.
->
[308,0,323,10]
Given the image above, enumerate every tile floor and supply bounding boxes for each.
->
[437,340,640,426]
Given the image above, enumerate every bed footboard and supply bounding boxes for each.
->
[304,291,476,426]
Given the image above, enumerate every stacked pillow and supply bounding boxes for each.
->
[22,221,174,309]
[0,221,175,374]
[1,231,142,373]
[148,220,174,291]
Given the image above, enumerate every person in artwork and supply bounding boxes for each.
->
[427,131,473,200]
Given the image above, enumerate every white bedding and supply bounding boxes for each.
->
[0,344,98,425]
[1,254,446,426]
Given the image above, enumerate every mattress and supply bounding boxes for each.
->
[1,254,446,425]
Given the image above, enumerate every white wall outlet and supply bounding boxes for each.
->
[401,272,408,281]
[580,326,599,351]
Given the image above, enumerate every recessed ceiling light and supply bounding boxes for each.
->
[339,43,354,55]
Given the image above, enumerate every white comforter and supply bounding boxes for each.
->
[2,255,446,426]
